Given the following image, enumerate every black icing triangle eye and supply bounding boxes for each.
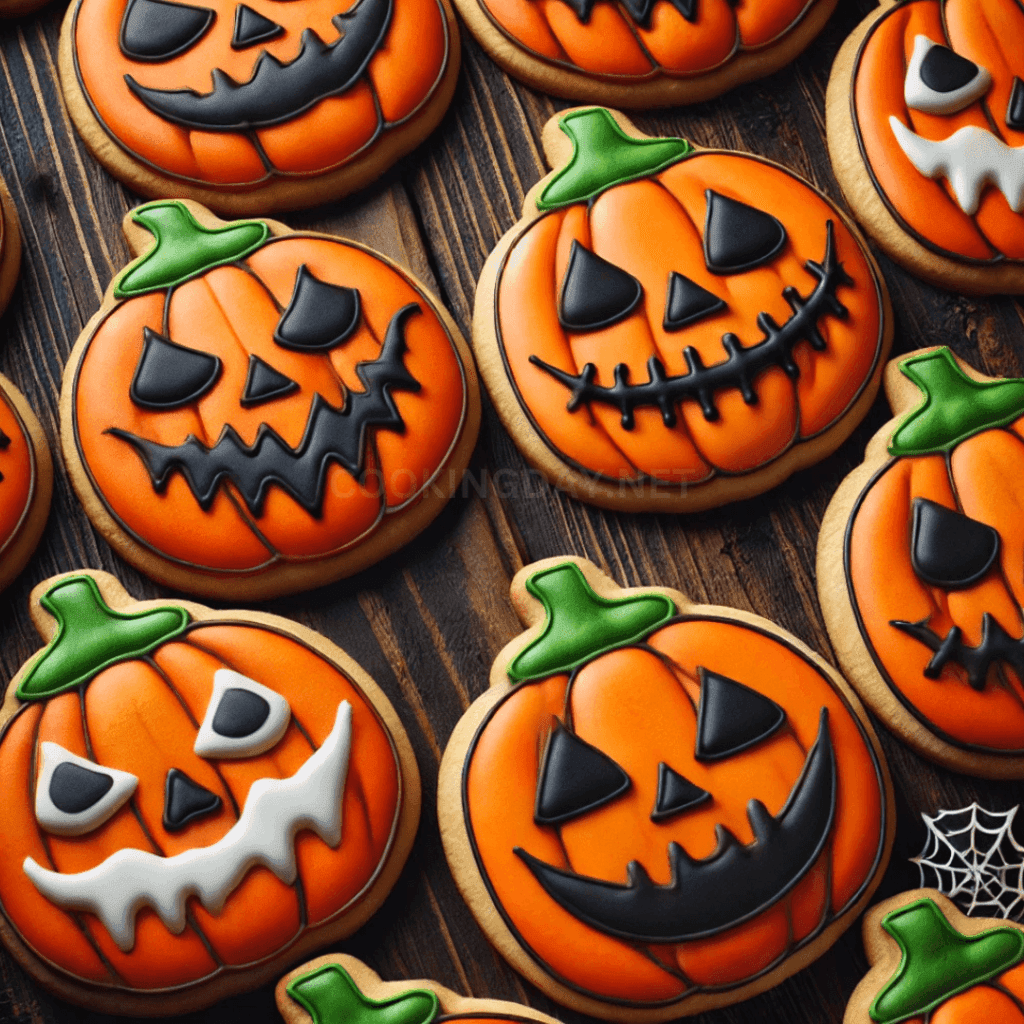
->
[903,36,991,115]
[163,768,222,831]
[920,44,980,94]
[663,272,726,331]
[212,687,270,737]
[651,763,710,822]
[703,191,787,274]
[694,668,786,761]
[130,327,222,410]
[120,0,216,61]
[534,719,631,825]
[275,266,361,351]
[559,241,643,332]
[232,3,282,47]
[1008,78,1024,131]
[911,498,1000,589]
[241,355,298,407]
[51,762,112,814]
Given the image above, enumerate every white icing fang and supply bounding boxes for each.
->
[889,117,1024,215]
[23,699,352,953]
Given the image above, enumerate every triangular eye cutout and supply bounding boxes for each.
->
[651,763,710,822]
[275,265,361,352]
[559,241,643,332]
[120,0,215,61]
[703,191,788,274]
[663,272,727,331]
[231,4,282,48]
[130,327,221,410]
[240,354,298,407]
[535,719,631,825]
[163,768,222,831]
[194,669,291,758]
[1008,78,1024,131]
[694,668,786,761]
[911,498,1000,589]
[920,43,981,94]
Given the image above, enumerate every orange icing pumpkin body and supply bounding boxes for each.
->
[0,571,420,1014]
[60,0,458,213]
[475,107,891,511]
[61,200,479,600]
[452,0,837,107]
[828,0,1024,292]
[439,557,893,1020]
[820,347,1024,778]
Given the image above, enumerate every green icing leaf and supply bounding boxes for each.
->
[114,201,269,298]
[888,348,1024,457]
[286,964,438,1024]
[17,576,189,701]
[508,562,675,682]
[536,108,693,212]
[869,898,1024,1024]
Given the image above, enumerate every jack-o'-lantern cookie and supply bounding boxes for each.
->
[473,107,892,512]
[846,889,1024,1024]
[278,955,564,1024]
[0,570,420,1015]
[454,0,836,108]
[827,0,1024,293]
[61,200,479,600]
[0,375,52,592]
[438,556,894,1020]
[58,0,459,214]
[819,347,1024,779]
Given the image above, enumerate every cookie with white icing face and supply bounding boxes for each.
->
[0,570,420,1015]
[827,0,1024,293]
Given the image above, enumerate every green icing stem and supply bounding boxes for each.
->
[16,576,189,701]
[507,562,675,682]
[888,348,1024,457]
[286,964,438,1024]
[113,201,269,299]
[869,899,1024,1024]
[536,108,693,212]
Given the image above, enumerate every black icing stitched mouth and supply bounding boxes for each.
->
[890,614,1024,692]
[514,708,835,943]
[106,303,421,518]
[529,221,852,427]
[124,0,393,131]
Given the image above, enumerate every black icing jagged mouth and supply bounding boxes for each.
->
[107,303,422,518]
[515,708,836,943]
[891,614,1024,692]
[530,221,853,427]
[124,0,393,131]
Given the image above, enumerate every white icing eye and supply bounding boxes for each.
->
[35,743,138,837]
[194,669,291,759]
[904,35,992,115]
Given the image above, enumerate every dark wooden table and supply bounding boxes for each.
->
[0,1,1020,1021]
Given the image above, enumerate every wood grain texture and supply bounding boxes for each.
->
[0,0,1017,1021]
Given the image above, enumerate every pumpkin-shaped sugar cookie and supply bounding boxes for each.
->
[61,200,478,600]
[453,0,837,108]
[0,570,419,1014]
[59,0,459,213]
[828,0,1024,293]
[846,890,1024,1024]
[819,347,1024,778]
[0,374,52,593]
[438,557,893,1019]
[473,107,891,512]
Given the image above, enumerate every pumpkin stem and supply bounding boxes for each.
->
[869,898,1024,1024]
[113,201,269,299]
[16,576,189,702]
[536,108,693,212]
[508,562,675,682]
[889,347,1024,457]
[285,963,438,1024]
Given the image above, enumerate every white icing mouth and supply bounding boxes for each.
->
[23,700,352,953]
[889,117,1024,215]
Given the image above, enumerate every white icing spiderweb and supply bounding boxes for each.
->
[912,803,1024,919]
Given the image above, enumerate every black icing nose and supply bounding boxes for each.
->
[163,769,223,831]
[232,4,284,49]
